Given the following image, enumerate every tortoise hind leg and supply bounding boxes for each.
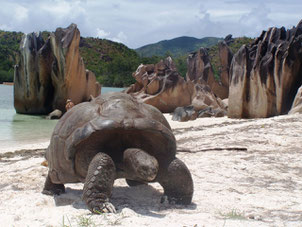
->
[158,158,193,205]
[42,174,65,195]
[82,152,116,213]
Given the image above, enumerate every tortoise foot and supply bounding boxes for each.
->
[159,158,193,205]
[42,174,65,195]
[87,198,116,214]
[82,152,116,214]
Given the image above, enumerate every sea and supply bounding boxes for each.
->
[0,85,124,152]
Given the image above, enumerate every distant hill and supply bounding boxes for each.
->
[79,37,141,87]
[135,36,223,57]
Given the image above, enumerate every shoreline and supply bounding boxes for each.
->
[1,113,302,226]
[0,140,50,154]
[0,112,299,156]
[1,82,14,85]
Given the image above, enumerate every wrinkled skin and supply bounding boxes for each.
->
[42,92,193,213]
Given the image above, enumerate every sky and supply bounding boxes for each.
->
[0,0,301,49]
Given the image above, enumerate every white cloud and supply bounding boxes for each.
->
[96,28,110,38]
[0,24,12,31]
[40,0,85,17]
[14,5,28,22]
[95,30,127,43]
[239,4,273,32]
[0,0,301,48]
[111,31,127,43]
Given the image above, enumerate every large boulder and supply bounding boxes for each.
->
[172,106,198,122]
[126,57,194,113]
[186,46,230,99]
[14,24,101,114]
[46,109,62,120]
[228,20,302,118]
[172,83,226,121]
[14,33,54,114]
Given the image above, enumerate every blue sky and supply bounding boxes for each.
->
[0,0,301,48]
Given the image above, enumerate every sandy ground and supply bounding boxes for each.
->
[0,141,50,154]
[1,113,302,227]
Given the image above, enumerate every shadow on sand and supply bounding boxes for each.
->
[53,183,197,218]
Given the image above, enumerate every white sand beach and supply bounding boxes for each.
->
[0,141,50,154]
[1,113,302,227]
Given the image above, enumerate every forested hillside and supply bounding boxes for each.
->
[0,30,23,83]
[0,30,253,87]
[79,37,160,87]
[136,36,222,57]
[135,36,253,80]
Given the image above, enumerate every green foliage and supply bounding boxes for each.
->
[208,37,254,81]
[79,37,161,87]
[136,36,223,58]
[228,37,254,54]
[77,215,96,227]
[0,70,13,83]
[61,215,72,227]
[219,209,246,220]
[140,55,162,65]
[41,31,52,41]
[0,30,23,83]
[174,55,187,78]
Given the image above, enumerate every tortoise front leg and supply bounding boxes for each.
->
[158,158,193,205]
[42,174,65,195]
[82,152,116,213]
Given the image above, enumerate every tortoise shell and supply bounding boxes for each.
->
[46,92,176,184]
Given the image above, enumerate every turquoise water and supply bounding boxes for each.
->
[0,85,124,150]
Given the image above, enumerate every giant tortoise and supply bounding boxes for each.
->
[42,92,193,213]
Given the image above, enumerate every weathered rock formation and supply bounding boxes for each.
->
[228,20,302,118]
[126,57,194,113]
[218,41,233,94]
[186,43,232,99]
[172,106,198,122]
[289,85,302,114]
[14,24,101,114]
[224,34,234,45]
[172,83,227,121]
[14,33,54,114]
[126,56,226,120]
[191,83,226,113]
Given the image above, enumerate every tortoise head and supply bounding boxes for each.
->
[123,148,159,181]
